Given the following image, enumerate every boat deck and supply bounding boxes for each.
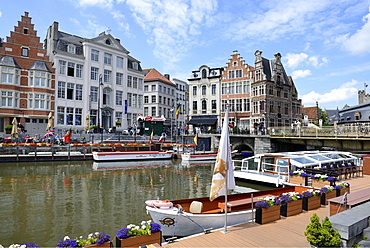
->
[162,175,369,247]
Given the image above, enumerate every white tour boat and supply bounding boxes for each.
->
[181,150,238,161]
[234,150,359,186]
[92,150,173,161]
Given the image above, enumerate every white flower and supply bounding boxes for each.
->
[134,226,140,230]
[9,245,20,248]
[0,244,4,248]
[20,245,26,248]
[63,236,70,241]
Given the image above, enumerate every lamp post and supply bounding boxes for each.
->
[98,74,103,143]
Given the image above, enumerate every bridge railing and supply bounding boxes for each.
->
[268,125,370,138]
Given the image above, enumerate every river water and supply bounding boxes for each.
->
[0,158,273,247]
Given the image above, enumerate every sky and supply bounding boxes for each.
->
[1,0,370,110]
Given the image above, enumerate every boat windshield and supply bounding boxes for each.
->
[307,154,331,162]
[241,157,259,171]
[289,156,316,165]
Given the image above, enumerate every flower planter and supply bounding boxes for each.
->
[289,176,305,186]
[320,191,337,205]
[311,180,329,189]
[255,206,280,224]
[336,187,350,197]
[280,199,303,217]
[302,196,321,211]
[83,241,111,248]
[114,231,161,248]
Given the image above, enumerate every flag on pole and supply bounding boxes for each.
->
[43,127,55,139]
[176,105,181,119]
[210,106,235,201]
[158,133,166,142]
[64,129,72,143]
[193,133,198,146]
[149,130,154,144]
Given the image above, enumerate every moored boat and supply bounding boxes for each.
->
[234,150,360,186]
[146,186,310,237]
[92,150,173,161]
[181,150,238,161]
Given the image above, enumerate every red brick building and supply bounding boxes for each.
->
[0,12,55,136]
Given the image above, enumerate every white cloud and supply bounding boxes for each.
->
[285,52,328,69]
[301,79,359,105]
[69,18,107,37]
[111,10,132,36]
[125,0,218,70]
[0,11,2,18]
[75,0,113,9]
[292,70,311,79]
[342,12,370,54]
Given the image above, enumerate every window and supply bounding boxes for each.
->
[67,44,75,54]
[151,85,156,91]
[236,69,242,78]
[212,84,216,94]
[133,94,138,108]
[102,88,110,105]
[91,49,99,62]
[67,62,75,77]
[1,67,19,84]
[116,112,122,124]
[151,107,156,116]
[159,85,162,92]
[202,85,206,95]
[133,77,137,88]
[90,110,97,126]
[127,93,132,107]
[243,81,250,93]
[90,86,98,102]
[116,73,123,85]
[59,60,66,75]
[144,95,149,103]
[159,96,162,104]
[127,76,132,87]
[21,47,28,57]
[138,78,143,90]
[104,70,111,83]
[58,82,66,99]
[91,67,98,80]
[105,39,111,45]
[76,64,83,78]
[76,84,83,101]
[212,100,216,110]
[117,57,123,68]
[144,85,148,92]
[104,53,112,65]
[236,99,242,111]
[1,91,17,107]
[116,91,123,105]
[158,107,162,116]
[144,107,148,116]
[138,95,143,108]
[34,94,46,109]
[151,95,156,103]
[228,71,234,79]
[202,100,207,110]
[75,108,82,125]
[33,71,47,87]
[66,107,73,125]
[193,101,197,110]
[193,86,197,96]
[24,28,28,34]
[202,69,207,78]
[67,83,74,100]
[57,107,65,125]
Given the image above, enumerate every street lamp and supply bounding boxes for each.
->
[98,74,104,142]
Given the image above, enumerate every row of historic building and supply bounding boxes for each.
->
[0,12,303,137]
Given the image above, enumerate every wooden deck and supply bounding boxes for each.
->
[163,175,370,247]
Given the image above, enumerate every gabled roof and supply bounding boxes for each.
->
[85,33,129,54]
[28,61,52,72]
[0,56,21,69]
[302,107,317,119]
[144,68,174,85]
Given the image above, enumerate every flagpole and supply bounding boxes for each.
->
[222,104,230,234]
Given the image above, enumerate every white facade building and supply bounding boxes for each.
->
[45,22,144,134]
[173,78,188,132]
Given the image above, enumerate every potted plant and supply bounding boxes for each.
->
[279,192,303,217]
[302,189,321,211]
[114,220,162,247]
[320,185,336,205]
[335,182,350,196]
[89,126,98,133]
[255,196,281,224]
[4,124,13,134]
[304,213,341,247]
[56,232,111,247]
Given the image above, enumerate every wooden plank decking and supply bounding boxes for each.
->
[163,175,370,247]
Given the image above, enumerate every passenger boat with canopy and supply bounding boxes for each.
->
[234,150,360,186]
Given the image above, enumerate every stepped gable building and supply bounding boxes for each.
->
[142,68,176,135]
[187,65,223,134]
[0,12,55,135]
[252,50,302,130]
[45,22,144,134]
[221,50,254,133]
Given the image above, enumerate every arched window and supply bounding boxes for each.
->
[202,69,207,78]
[202,100,207,110]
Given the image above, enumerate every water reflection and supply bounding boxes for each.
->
[0,159,273,247]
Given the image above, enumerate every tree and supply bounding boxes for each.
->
[304,213,341,247]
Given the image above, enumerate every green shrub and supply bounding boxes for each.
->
[304,213,341,247]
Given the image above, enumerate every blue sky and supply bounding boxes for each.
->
[1,0,370,110]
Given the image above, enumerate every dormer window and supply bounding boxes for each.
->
[202,69,207,78]
[67,44,76,54]
[21,47,29,57]
[105,39,111,45]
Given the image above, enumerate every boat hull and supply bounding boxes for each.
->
[92,151,173,161]
[181,153,217,161]
[146,206,253,237]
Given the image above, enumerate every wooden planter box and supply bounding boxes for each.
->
[320,191,337,205]
[255,206,280,224]
[114,231,161,248]
[289,176,305,185]
[280,199,303,217]
[302,196,321,211]
[83,241,111,248]
[336,187,350,197]
[311,180,330,189]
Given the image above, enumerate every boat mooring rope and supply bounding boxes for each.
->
[173,204,206,237]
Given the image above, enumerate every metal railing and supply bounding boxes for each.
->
[269,125,370,139]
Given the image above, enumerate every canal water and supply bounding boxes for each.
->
[0,158,273,247]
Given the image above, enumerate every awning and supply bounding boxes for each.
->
[188,117,218,125]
